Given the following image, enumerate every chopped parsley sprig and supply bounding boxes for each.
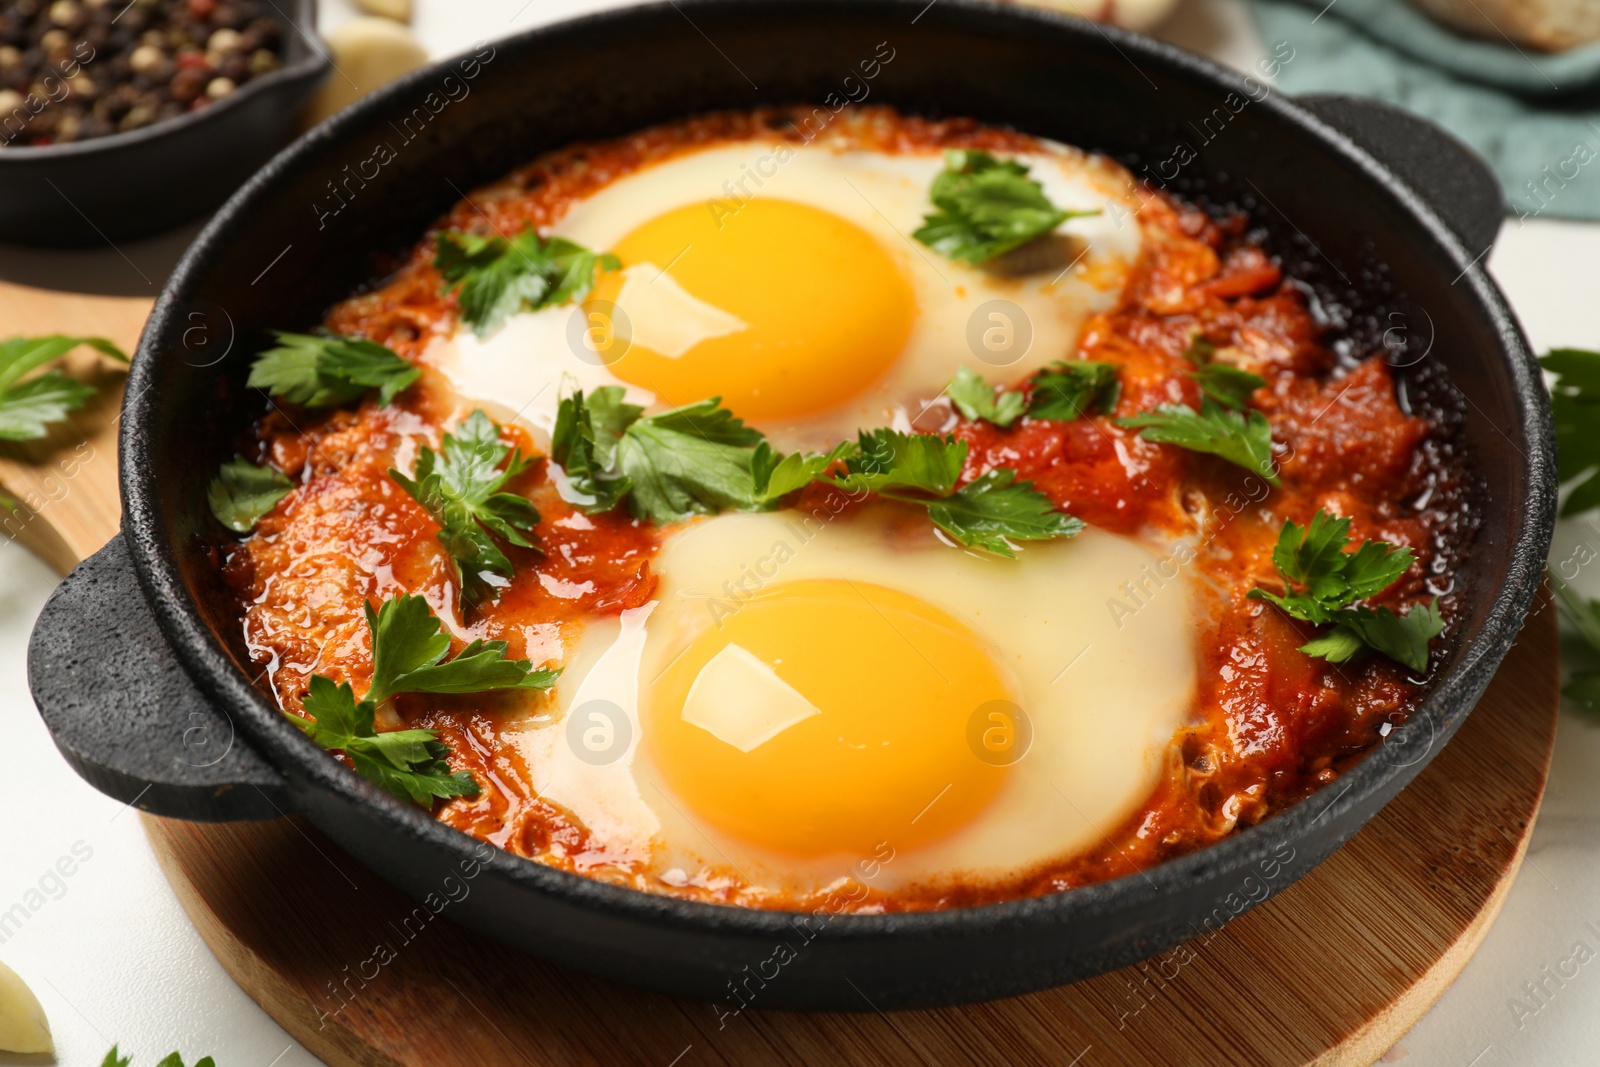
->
[1118,399,1278,485]
[1115,343,1277,486]
[435,228,620,337]
[1553,578,1600,709]
[247,331,419,408]
[1539,347,1600,707]
[102,1045,214,1067]
[1248,509,1441,672]
[294,594,558,807]
[913,149,1097,265]
[390,410,540,607]
[1116,337,1278,484]
[1183,335,1268,409]
[1028,360,1122,421]
[551,388,1081,556]
[1191,361,1266,409]
[946,361,1121,427]
[0,334,127,440]
[208,455,293,533]
[551,386,854,525]
[948,366,1028,427]
[1541,347,1600,516]
[824,428,1082,557]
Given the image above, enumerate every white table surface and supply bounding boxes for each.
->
[2,1,1598,1063]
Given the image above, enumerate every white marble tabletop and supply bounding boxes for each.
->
[2,1,1598,1064]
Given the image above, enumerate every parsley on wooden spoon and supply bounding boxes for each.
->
[0,334,127,440]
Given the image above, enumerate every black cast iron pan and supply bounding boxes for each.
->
[26,0,1555,1011]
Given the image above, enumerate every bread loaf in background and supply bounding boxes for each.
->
[1410,0,1600,51]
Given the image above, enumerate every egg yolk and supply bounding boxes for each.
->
[586,198,915,421]
[647,579,1012,859]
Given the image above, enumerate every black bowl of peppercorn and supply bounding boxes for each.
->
[0,0,329,246]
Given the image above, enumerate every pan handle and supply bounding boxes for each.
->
[1299,94,1503,256]
[27,534,294,821]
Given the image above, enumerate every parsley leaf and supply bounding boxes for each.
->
[299,675,479,807]
[154,1054,215,1067]
[208,456,294,533]
[1564,670,1600,712]
[363,594,559,704]
[0,373,95,440]
[831,428,965,497]
[247,331,419,408]
[551,386,637,513]
[826,429,1080,556]
[0,334,127,440]
[1191,362,1266,408]
[553,388,837,520]
[1553,575,1600,651]
[1250,510,1414,622]
[1181,335,1267,408]
[750,440,854,505]
[948,366,1028,427]
[1538,352,1600,706]
[923,468,1085,558]
[390,410,540,606]
[912,149,1095,265]
[1248,508,1437,671]
[551,395,1080,554]
[946,362,1121,427]
[1541,348,1600,516]
[1298,601,1444,672]
[1117,399,1280,486]
[614,398,769,523]
[101,1046,214,1067]
[294,593,557,807]
[1552,577,1600,710]
[1028,360,1121,421]
[435,228,620,337]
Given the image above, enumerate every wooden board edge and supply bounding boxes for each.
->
[1316,790,1549,1065]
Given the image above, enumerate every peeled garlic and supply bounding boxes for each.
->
[0,959,52,1055]
[1009,0,1184,32]
[303,16,429,127]
[355,0,412,24]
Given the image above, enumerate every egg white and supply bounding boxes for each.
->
[431,138,1144,453]
[507,507,1195,897]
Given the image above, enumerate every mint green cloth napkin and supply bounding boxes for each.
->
[1251,0,1600,221]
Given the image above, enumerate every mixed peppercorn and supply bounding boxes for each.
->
[0,0,285,146]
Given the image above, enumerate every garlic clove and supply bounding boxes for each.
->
[302,17,429,127]
[0,959,53,1055]
[355,0,413,25]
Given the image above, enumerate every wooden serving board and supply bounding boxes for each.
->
[8,281,1560,1066]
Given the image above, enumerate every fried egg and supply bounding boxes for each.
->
[507,506,1194,896]
[433,138,1143,452]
